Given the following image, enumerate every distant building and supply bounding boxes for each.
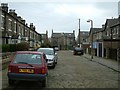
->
[51,30,76,50]
[77,31,90,53]
[41,30,49,47]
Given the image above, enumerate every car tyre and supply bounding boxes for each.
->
[55,61,57,64]
[8,79,15,86]
[41,77,47,87]
[52,63,55,69]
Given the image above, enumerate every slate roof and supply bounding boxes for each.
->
[105,18,119,29]
[90,28,102,34]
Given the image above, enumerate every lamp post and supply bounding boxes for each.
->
[87,19,93,60]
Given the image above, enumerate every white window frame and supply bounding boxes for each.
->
[8,19,12,31]
[1,15,5,30]
[21,27,24,36]
[14,22,16,33]
[116,26,119,34]
[107,31,109,36]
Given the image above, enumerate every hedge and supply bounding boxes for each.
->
[2,44,10,52]
[2,42,30,52]
[16,42,29,51]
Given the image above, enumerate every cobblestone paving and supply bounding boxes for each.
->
[46,51,118,88]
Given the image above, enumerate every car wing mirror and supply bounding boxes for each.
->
[46,59,48,62]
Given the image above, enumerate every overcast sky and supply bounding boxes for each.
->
[1,0,119,37]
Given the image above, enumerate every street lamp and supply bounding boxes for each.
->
[87,19,93,60]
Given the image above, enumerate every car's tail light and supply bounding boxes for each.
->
[41,67,46,74]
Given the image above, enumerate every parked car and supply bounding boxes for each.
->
[54,47,59,51]
[7,51,48,87]
[37,48,58,69]
[73,47,84,55]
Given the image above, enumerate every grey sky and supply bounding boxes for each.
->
[1,0,119,37]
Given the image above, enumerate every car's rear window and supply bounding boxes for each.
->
[13,53,42,64]
[37,49,54,55]
[75,47,83,50]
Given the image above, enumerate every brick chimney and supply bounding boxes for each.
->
[30,23,34,29]
[33,26,35,31]
[73,30,75,34]
[1,3,8,12]
[102,24,105,29]
[9,9,17,17]
[52,29,53,34]
[21,20,26,24]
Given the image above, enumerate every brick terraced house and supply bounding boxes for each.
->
[87,16,120,61]
[0,3,41,49]
[51,30,76,50]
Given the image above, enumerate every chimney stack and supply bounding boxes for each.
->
[30,23,34,29]
[1,3,8,12]
[9,9,17,17]
[52,29,53,34]
[102,24,105,29]
[73,30,75,34]
[21,20,26,24]
[33,26,36,31]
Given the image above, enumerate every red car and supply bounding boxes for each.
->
[7,51,48,87]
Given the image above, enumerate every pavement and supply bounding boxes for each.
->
[83,54,120,72]
[0,57,10,70]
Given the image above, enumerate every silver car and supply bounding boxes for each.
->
[37,48,58,69]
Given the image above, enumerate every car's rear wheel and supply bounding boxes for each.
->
[8,79,15,86]
[55,61,57,64]
[41,77,47,87]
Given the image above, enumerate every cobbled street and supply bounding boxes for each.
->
[2,51,119,89]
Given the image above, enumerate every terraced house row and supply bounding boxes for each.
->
[84,16,120,61]
[0,3,41,48]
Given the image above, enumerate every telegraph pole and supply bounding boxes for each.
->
[78,19,80,47]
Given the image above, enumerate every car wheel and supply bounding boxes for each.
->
[55,61,57,64]
[41,77,47,87]
[52,63,56,69]
[8,79,15,86]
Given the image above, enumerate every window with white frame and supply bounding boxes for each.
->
[27,30,29,37]
[30,31,31,38]
[25,29,27,37]
[1,15,5,30]
[14,22,16,33]
[21,27,24,37]
[112,28,115,35]
[116,26,119,34]
[18,25,20,34]
[107,30,109,36]
[8,19,12,31]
